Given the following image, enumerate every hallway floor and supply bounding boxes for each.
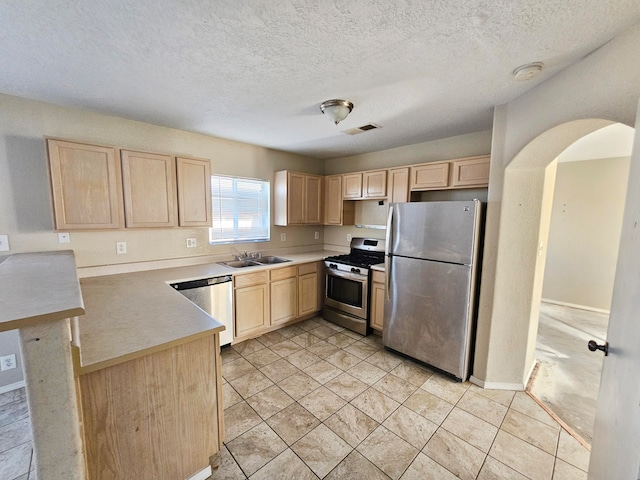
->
[531,302,609,444]
[216,316,590,480]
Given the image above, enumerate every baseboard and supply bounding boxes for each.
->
[469,376,524,391]
[0,380,25,395]
[186,465,211,480]
[541,298,609,315]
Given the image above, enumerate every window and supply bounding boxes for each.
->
[209,175,270,244]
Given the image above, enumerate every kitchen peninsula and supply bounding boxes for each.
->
[2,248,336,479]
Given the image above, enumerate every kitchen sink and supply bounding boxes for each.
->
[218,260,261,268]
[252,256,291,265]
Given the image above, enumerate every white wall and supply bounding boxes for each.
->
[542,157,630,311]
[473,21,640,388]
[0,94,325,388]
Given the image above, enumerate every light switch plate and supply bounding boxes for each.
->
[346,234,352,242]
[280,233,286,242]
[0,234,8,252]
[314,231,319,240]
[186,238,197,248]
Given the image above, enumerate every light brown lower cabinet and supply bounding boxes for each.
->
[77,334,223,480]
[233,262,322,342]
[370,270,385,331]
[234,271,269,338]
[270,266,298,325]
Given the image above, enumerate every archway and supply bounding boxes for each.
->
[472,118,633,388]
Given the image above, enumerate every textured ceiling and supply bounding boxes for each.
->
[0,1,639,160]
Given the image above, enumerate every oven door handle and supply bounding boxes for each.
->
[326,268,367,283]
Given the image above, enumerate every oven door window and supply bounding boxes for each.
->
[326,274,363,308]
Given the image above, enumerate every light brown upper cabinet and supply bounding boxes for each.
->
[121,150,178,228]
[410,161,450,191]
[450,155,490,188]
[176,156,212,227]
[47,138,125,230]
[323,175,355,226]
[342,173,363,199]
[274,170,323,226]
[387,167,410,203]
[363,170,387,198]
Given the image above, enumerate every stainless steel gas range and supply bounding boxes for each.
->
[323,237,385,335]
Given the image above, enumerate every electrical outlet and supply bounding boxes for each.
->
[58,232,70,243]
[314,231,319,240]
[347,234,352,242]
[186,238,197,248]
[280,233,286,242]
[0,354,16,371]
[116,241,127,254]
[0,234,9,252]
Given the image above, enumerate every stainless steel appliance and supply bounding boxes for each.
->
[323,238,386,335]
[383,200,482,380]
[171,275,234,346]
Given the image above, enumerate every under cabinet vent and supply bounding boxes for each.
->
[342,123,381,135]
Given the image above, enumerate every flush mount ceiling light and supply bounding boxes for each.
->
[320,99,354,125]
[512,62,544,81]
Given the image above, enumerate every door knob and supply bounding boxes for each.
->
[588,340,609,356]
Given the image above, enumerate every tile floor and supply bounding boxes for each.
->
[216,316,591,480]
[0,388,35,480]
[531,302,608,444]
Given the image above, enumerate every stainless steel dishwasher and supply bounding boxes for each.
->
[171,275,234,347]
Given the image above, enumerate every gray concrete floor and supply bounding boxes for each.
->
[530,302,609,445]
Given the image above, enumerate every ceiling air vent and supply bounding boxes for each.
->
[342,123,381,135]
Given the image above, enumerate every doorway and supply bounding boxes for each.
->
[529,124,634,444]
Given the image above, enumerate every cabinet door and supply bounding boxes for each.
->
[343,173,363,199]
[324,175,343,225]
[287,172,305,224]
[47,139,124,229]
[121,150,177,227]
[363,170,387,198]
[410,162,450,191]
[387,167,410,203]
[271,277,297,325]
[304,175,323,224]
[451,155,490,187]
[370,280,385,331]
[235,284,269,337]
[176,157,212,227]
[298,262,319,317]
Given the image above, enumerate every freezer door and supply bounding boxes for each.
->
[382,255,474,380]
[389,200,479,265]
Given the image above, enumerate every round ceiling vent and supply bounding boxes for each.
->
[513,62,544,81]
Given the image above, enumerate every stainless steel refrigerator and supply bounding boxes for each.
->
[382,200,482,381]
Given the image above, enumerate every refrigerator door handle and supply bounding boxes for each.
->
[385,204,394,300]
[385,204,394,257]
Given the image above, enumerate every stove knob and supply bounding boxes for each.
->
[330,263,338,269]
[351,267,361,274]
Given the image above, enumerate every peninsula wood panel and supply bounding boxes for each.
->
[370,270,385,331]
[47,139,124,229]
[121,150,177,227]
[77,335,220,480]
[176,156,212,227]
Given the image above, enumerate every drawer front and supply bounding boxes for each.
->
[372,270,385,283]
[297,262,318,276]
[234,270,268,288]
[270,265,297,281]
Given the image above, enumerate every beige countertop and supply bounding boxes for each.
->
[77,250,336,374]
[371,263,386,272]
[0,251,84,332]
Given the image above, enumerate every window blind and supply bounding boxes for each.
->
[209,175,270,244]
